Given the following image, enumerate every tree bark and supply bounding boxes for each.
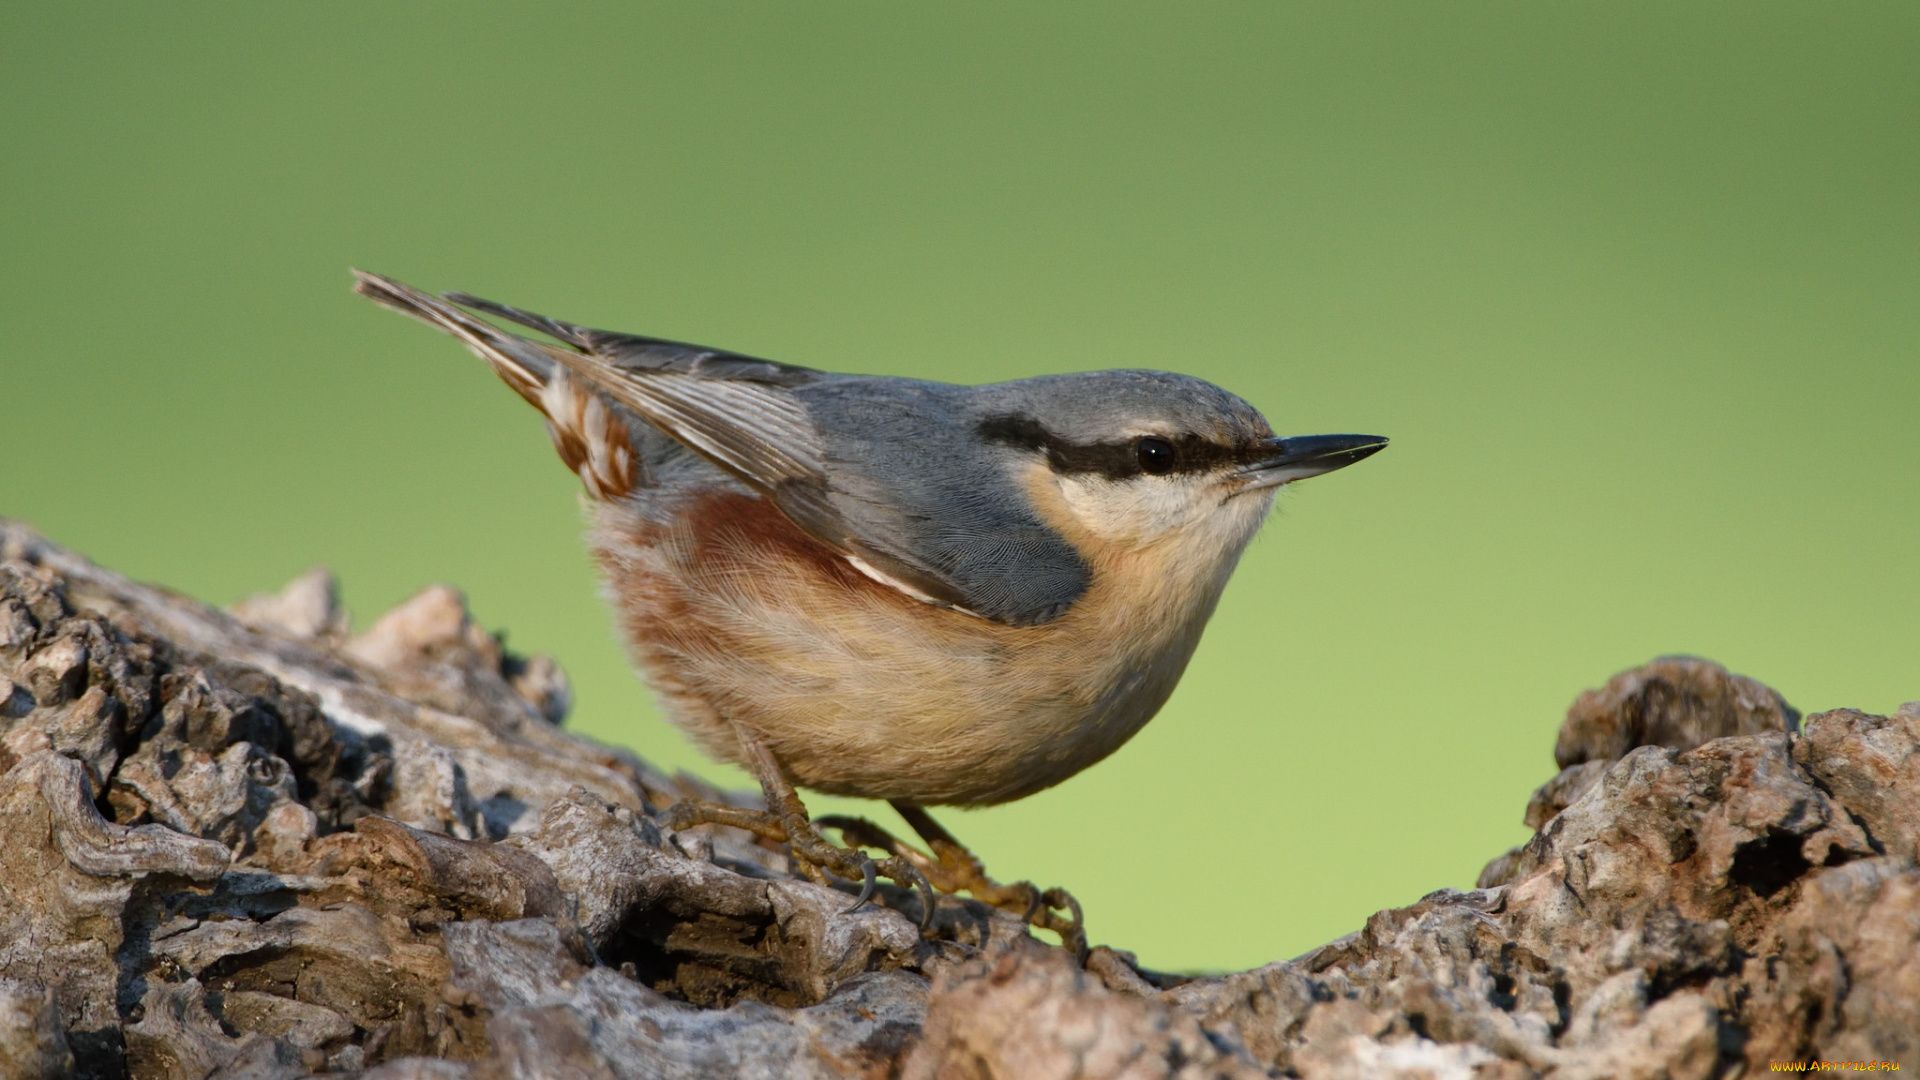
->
[1,519,1913,1079]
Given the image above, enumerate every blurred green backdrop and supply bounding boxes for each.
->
[3,4,1915,971]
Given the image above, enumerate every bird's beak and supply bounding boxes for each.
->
[1235,434,1388,492]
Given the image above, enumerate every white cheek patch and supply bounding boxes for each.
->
[1056,474,1217,546]
[1219,487,1277,548]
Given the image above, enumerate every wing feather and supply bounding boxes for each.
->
[565,364,823,488]
[359,273,1085,625]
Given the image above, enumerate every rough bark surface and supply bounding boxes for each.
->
[0,519,1913,1079]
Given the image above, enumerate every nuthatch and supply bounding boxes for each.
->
[354,271,1385,949]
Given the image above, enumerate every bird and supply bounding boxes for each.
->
[353,270,1386,953]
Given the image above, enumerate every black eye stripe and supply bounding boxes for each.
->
[977,413,1263,479]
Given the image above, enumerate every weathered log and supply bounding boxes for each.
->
[1,519,1914,1078]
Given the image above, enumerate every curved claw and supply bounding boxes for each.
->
[1025,887,1044,924]
[1044,886,1083,926]
[841,857,879,914]
[1040,886,1089,960]
[904,862,938,931]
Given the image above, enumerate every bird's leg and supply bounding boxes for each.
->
[738,736,938,924]
[814,815,943,880]
[659,799,789,843]
[661,731,935,926]
[815,813,1086,956]
[659,796,836,883]
[890,802,1088,959]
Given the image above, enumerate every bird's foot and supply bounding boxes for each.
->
[662,796,935,927]
[663,739,937,930]
[820,806,1088,959]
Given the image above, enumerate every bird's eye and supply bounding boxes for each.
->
[1134,436,1176,475]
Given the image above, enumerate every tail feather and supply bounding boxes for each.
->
[353,270,637,500]
[444,290,594,351]
[352,270,555,409]
[452,288,822,389]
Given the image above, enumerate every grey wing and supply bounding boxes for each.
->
[446,291,827,492]
[446,293,1088,625]
[793,379,1092,626]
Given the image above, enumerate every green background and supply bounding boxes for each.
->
[3,4,1914,971]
